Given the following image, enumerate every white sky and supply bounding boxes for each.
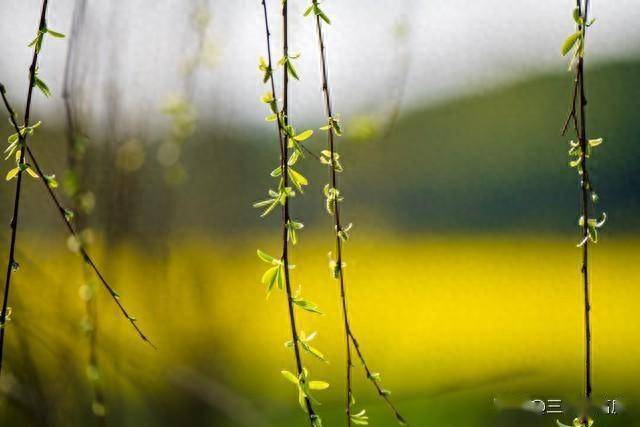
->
[0,0,639,135]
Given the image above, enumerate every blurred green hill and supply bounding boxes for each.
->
[1,60,638,238]
[331,59,640,233]
[193,59,640,235]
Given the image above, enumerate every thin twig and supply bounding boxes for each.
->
[563,1,593,420]
[311,5,407,426]
[577,0,593,406]
[261,0,317,423]
[0,0,50,377]
[0,89,155,349]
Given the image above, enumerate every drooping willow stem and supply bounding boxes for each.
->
[561,0,594,416]
[0,90,154,349]
[576,0,593,407]
[310,4,407,425]
[0,0,50,378]
[260,0,318,423]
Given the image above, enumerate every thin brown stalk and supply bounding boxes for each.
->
[0,0,51,378]
[311,6,407,426]
[261,0,317,423]
[0,90,154,350]
[562,0,593,418]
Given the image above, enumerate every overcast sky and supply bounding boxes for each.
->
[0,0,639,135]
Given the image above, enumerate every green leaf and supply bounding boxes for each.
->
[298,389,308,413]
[257,249,278,264]
[34,76,51,97]
[46,28,66,38]
[28,32,44,52]
[44,174,58,188]
[281,370,299,384]
[5,167,19,181]
[572,7,581,25]
[286,60,299,80]
[588,138,603,147]
[261,265,279,287]
[294,129,313,141]
[561,31,582,56]
[25,167,39,179]
[301,342,327,362]
[318,9,331,25]
[308,381,329,390]
[293,297,323,315]
[276,264,284,290]
[288,168,308,192]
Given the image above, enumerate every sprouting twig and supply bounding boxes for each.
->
[260,0,319,424]
[0,88,155,350]
[0,0,51,377]
[307,2,408,425]
[560,2,602,423]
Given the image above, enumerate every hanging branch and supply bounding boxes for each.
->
[254,1,326,426]
[61,0,108,422]
[0,89,154,349]
[559,1,604,426]
[304,2,407,426]
[0,0,52,377]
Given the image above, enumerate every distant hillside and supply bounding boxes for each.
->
[1,61,638,238]
[329,60,640,232]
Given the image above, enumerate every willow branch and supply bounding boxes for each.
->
[0,0,50,377]
[0,89,154,349]
[261,0,317,423]
[576,0,593,405]
[312,6,407,426]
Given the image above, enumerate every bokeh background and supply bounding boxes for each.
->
[0,0,638,426]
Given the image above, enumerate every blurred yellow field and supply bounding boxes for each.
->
[3,233,637,425]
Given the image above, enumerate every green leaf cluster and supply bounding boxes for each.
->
[568,138,605,246]
[257,250,286,294]
[28,26,65,54]
[5,149,38,181]
[5,121,40,160]
[278,53,301,80]
[253,186,295,217]
[350,409,369,425]
[568,138,602,175]
[304,1,331,25]
[319,116,342,135]
[561,7,595,70]
[33,68,51,97]
[258,57,272,83]
[323,184,343,216]
[327,252,346,279]
[285,330,327,362]
[577,213,606,246]
[281,368,329,413]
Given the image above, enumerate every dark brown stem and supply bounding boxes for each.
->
[261,0,317,423]
[312,13,352,426]
[577,0,592,405]
[0,0,50,378]
[312,6,407,426]
[0,89,154,350]
[563,0,592,415]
